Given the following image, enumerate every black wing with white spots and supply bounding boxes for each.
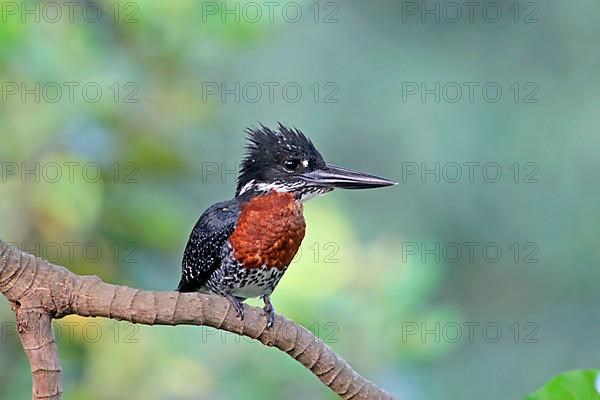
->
[176,199,241,292]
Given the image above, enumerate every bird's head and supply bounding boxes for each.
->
[236,124,396,201]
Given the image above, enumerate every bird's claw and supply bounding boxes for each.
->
[226,295,244,320]
[262,296,275,329]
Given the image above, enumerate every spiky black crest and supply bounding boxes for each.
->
[236,123,326,196]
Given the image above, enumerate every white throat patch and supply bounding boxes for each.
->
[238,180,298,196]
[238,179,329,203]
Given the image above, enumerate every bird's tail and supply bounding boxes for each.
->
[176,279,197,292]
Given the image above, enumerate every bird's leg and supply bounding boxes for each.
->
[225,294,245,320]
[261,295,275,329]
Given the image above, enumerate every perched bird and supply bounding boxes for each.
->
[177,124,395,327]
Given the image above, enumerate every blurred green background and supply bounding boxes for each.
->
[1,0,599,399]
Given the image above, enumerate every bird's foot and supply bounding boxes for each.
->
[225,295,245,320]
[262,295,275,329]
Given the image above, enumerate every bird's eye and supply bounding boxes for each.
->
[283,159,300,171]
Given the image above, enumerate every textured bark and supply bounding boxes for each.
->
[0,240,395,400]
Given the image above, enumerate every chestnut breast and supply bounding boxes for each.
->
[230,192,306,270]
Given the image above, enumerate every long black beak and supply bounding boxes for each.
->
[301,164,397,189]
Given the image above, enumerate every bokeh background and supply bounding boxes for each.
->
[1,1,599,399]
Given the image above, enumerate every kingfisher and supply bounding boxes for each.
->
[177,123,395,328]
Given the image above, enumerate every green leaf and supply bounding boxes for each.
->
[526,370,600,400]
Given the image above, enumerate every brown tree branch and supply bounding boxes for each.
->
[0,240,395,400]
